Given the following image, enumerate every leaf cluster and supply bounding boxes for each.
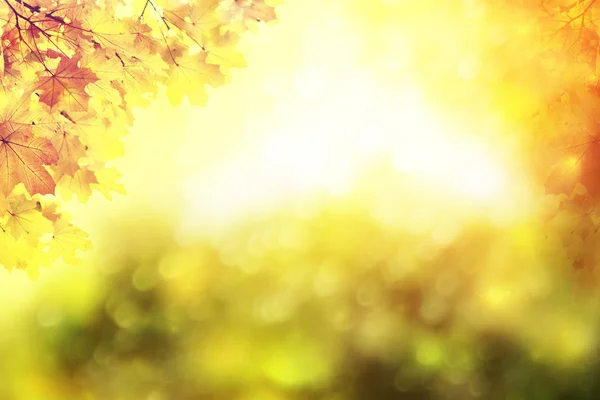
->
[0,0,279,276]
[514,0,600,269]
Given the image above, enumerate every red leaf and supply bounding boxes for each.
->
[35,54,99,111]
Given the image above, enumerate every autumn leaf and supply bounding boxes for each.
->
[0,0,281,274]
[162,1,219,45]
[50,127,86,179]
[56,167,99,202]
[47,216,92,264]
[35,54,99,112]
[166,51,224,106]
[0,120,58,196]
[1,191,52,243]
[92,166,125,200]
[580,136,600,200]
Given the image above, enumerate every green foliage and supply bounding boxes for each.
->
[1,190,598,399]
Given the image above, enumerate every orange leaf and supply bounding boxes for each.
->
[50,127,86,179]
[580,137,600,200]
[35,54,99,112]
[0,121,58,195]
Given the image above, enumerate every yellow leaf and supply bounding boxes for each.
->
[2,192,53,244]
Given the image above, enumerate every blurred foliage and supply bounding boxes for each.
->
[2,175,600,399]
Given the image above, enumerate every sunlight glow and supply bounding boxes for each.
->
[393,135,507,200]
[174,0,531,241]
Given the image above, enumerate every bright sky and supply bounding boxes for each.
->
[61,0,534,244]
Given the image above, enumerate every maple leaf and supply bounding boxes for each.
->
[50,126,86,179]
[165,51,225,106]
[162,1,219,46]
[68,112,127,163]
[0,26,23,83]
[108,50,169,108]
[38,195,61,222]
[47,216,92,264]
[34,54,99,111]
[56,167,99,202]
[1,191,52,243]
[92,166,125,200]
[580,136,600,200]
[0,120,58,196]
[0,0,281,274]
[206,43,247,74]
[127,20,162,54]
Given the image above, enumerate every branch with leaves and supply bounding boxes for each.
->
[525,0,600,269]
[0,0,280,277]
